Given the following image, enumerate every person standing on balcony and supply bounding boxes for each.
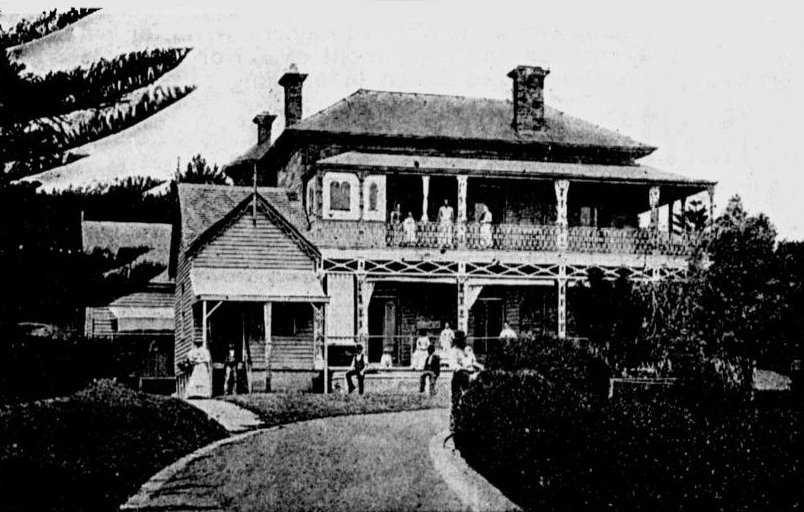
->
[437,199,454,248]
[390,203,402,224]
[403,211,417,246]
[389,203,402,245]
[479,204,493,248]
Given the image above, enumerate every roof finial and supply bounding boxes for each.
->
[252,163,258,225]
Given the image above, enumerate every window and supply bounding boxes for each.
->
[273,303,298,336]
[368,182,379,211]
[329,181,351,211]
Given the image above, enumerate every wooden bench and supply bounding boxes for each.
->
[331,368,453,396]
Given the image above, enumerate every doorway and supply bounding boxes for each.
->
[368,297,398,363]
[472,298,504,357]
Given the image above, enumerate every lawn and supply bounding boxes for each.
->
[0,379,228,512]
[229,391,449,426]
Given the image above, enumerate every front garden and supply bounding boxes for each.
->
[454,338,802,511]
[454,197,804,512]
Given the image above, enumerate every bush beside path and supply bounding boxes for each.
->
[0,380,228,512]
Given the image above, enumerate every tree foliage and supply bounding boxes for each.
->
[176,154,229,185]
[0,11,195,181]
[0,8,99,48]
[576,195,803,386]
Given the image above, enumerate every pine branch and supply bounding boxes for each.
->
[5,84,196,176]
[14,48,193,122]
[0,8,100,49]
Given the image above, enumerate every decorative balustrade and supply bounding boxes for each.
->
[308,220,696,257]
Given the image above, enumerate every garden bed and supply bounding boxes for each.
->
[0,380,227,512]
[455,373,802,512]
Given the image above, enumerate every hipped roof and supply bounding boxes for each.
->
[232,89,656,164]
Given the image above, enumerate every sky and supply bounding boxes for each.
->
[5,1,804,239]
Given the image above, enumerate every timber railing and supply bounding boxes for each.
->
[308,220,697,257]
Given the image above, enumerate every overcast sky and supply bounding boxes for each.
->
[7,1,804,239]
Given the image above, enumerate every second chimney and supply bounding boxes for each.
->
[253,112,277,145]
[278,63,308,128]
[507,65,550,133]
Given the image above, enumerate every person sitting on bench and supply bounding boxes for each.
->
[346,344,368,395]
[419,344,441,395]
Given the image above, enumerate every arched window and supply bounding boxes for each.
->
[330,181,351,211]
[368,182,379,211]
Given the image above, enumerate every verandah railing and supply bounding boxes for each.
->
[309,220,696,257]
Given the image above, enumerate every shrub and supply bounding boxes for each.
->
[0,379,227,512]
[455,369,802,511]
[485,334,611,400]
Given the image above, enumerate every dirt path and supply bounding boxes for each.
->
[139,408,468,511]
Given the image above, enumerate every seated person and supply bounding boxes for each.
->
[419,344,441,395]
[380,347,394,368]
[345,344,368,395]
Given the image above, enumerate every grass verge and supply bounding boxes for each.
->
[229,391,449,426]
[0,379,228,512]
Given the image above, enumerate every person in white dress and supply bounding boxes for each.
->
[437,199,454,248]
[186,339,212,398]
[438,322,455,366]
[411,330,430,370]
[403,212,417,246]
[479,204,493,248]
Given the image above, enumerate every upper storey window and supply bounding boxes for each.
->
[368,182,379,211]
[322,172,360,220]
[330,181,352,211]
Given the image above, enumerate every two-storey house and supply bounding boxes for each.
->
[174,64,714,394]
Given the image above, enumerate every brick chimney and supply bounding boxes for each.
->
[507,65,550,133]
[278,63,308,128]
[252,112,277,145]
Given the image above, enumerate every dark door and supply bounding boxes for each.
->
[472,299,504,356]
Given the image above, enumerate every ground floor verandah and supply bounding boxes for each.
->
[324,270,607,369]
[177,298,327,397]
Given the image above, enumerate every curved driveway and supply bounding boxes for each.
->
[143,408,468,511]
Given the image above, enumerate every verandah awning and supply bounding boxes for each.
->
[190,268,329,303]
[107,307,174,332]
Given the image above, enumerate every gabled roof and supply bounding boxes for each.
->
[177,184,308,252]
[232,89,656,164]
[318,152,716,187]
[82,221,172,283]
[108,282,174,309]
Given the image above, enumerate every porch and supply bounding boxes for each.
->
[176,268,328,397]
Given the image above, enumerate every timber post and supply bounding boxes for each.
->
[707,185,715,229]
[554,179,570,251]
[421,175,430,222]
[456,175,468,247]
[457,261,468,333]
[557,263,567,339]
[263,302,272,391]
[649,186,661,230]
